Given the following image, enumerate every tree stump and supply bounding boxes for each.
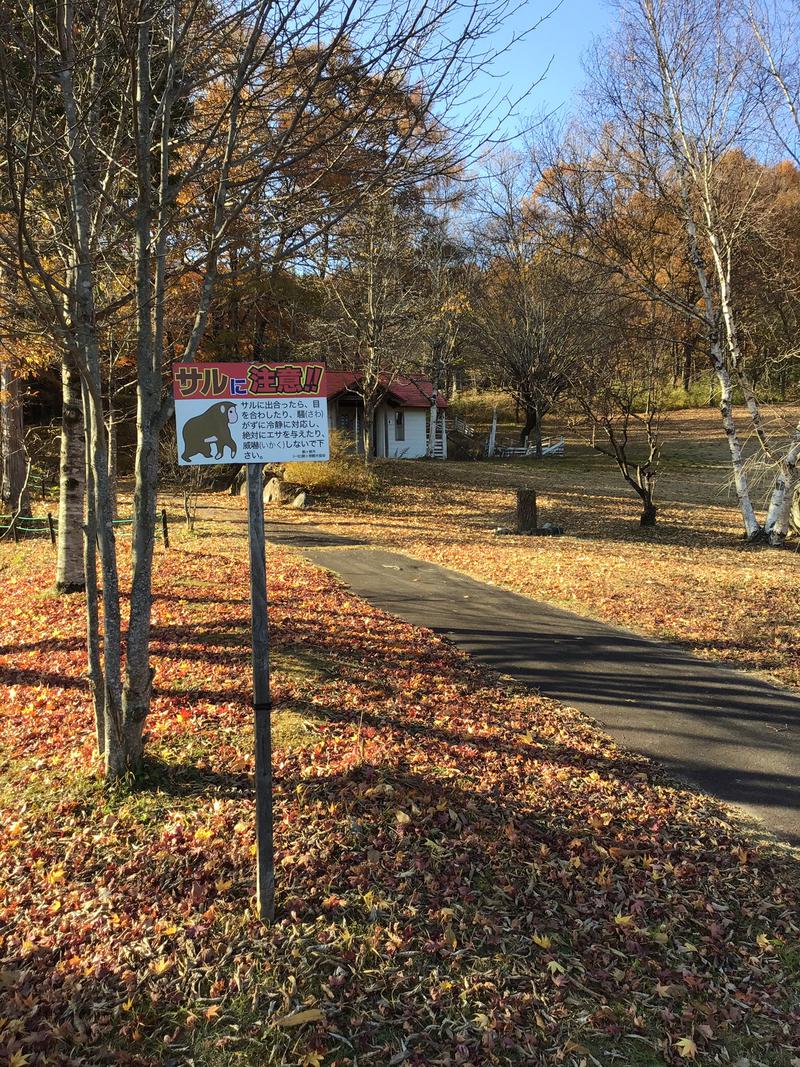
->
[516,489,538,533]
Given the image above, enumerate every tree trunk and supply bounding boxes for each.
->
[427,399,438,458]
[519,403,544,455]
[714,359,762,540]
[684,214,760,538]
[764,430,800,545]
[487,407,498,457]
[669,139,762,538]
[533,405,543,459]
[640,501,657,526]
[121,7,159,780]
[516,488,538,532]
[520,403,537,445]
[82,378,105,756]
[123,404,159,776]
[1,364,30,518]
[790,484,800,536]
[767,472,797,545]
[107,353,118,521]
[598,415,661,528]
[682,339,693,391]
[84,375,125,779]
[362,395,377,462]
[56,355,86,593]
[57,15,126,780]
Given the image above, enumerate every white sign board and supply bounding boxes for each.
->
[172,362,329,465]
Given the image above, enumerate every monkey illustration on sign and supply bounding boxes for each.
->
[181,402,239,462]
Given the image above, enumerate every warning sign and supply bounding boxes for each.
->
[172,362,329,465]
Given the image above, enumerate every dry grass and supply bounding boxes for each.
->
[275,407,800,691]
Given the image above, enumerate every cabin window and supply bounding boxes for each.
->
[394,410,405,441]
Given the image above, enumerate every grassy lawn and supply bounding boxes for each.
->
[1,522,798,1066]
[285,407,800,692]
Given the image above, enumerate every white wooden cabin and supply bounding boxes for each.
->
[324,373,447,459]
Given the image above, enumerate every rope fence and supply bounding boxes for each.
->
[0,509,170,547]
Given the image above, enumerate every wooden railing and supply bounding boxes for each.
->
[450,416,475,438]
[493,436,565,459]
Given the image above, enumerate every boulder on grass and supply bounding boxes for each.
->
[263,476,285,504]
[263,476,310,508]
[534,522,564,536]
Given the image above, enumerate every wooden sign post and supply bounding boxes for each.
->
[247,462,274,920]
[172,361,329,920]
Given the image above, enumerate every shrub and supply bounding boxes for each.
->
[448,389,516,430]
[659,376,718,411]
[284,428,377,496]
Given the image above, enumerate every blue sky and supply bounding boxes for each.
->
[524,0,613,112]
[466,0,615,142]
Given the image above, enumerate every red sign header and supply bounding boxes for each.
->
[172,361,325,401]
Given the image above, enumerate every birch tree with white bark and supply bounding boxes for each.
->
[629,0,800,541]
[746,0,800,537]
[616,0,800,543]
[55,354,85,591]
[537,0,800,542]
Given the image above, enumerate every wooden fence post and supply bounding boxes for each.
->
[161,508,169,548]
[516,489,538,533]
[47,512,56,545]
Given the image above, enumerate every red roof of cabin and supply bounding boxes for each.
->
[323,372,447,409]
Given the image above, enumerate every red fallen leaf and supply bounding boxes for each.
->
[0,521,797,1067]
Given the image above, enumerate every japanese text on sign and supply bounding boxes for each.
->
[172,362,329,466]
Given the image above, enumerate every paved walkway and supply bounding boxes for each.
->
[264,520,800,844]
